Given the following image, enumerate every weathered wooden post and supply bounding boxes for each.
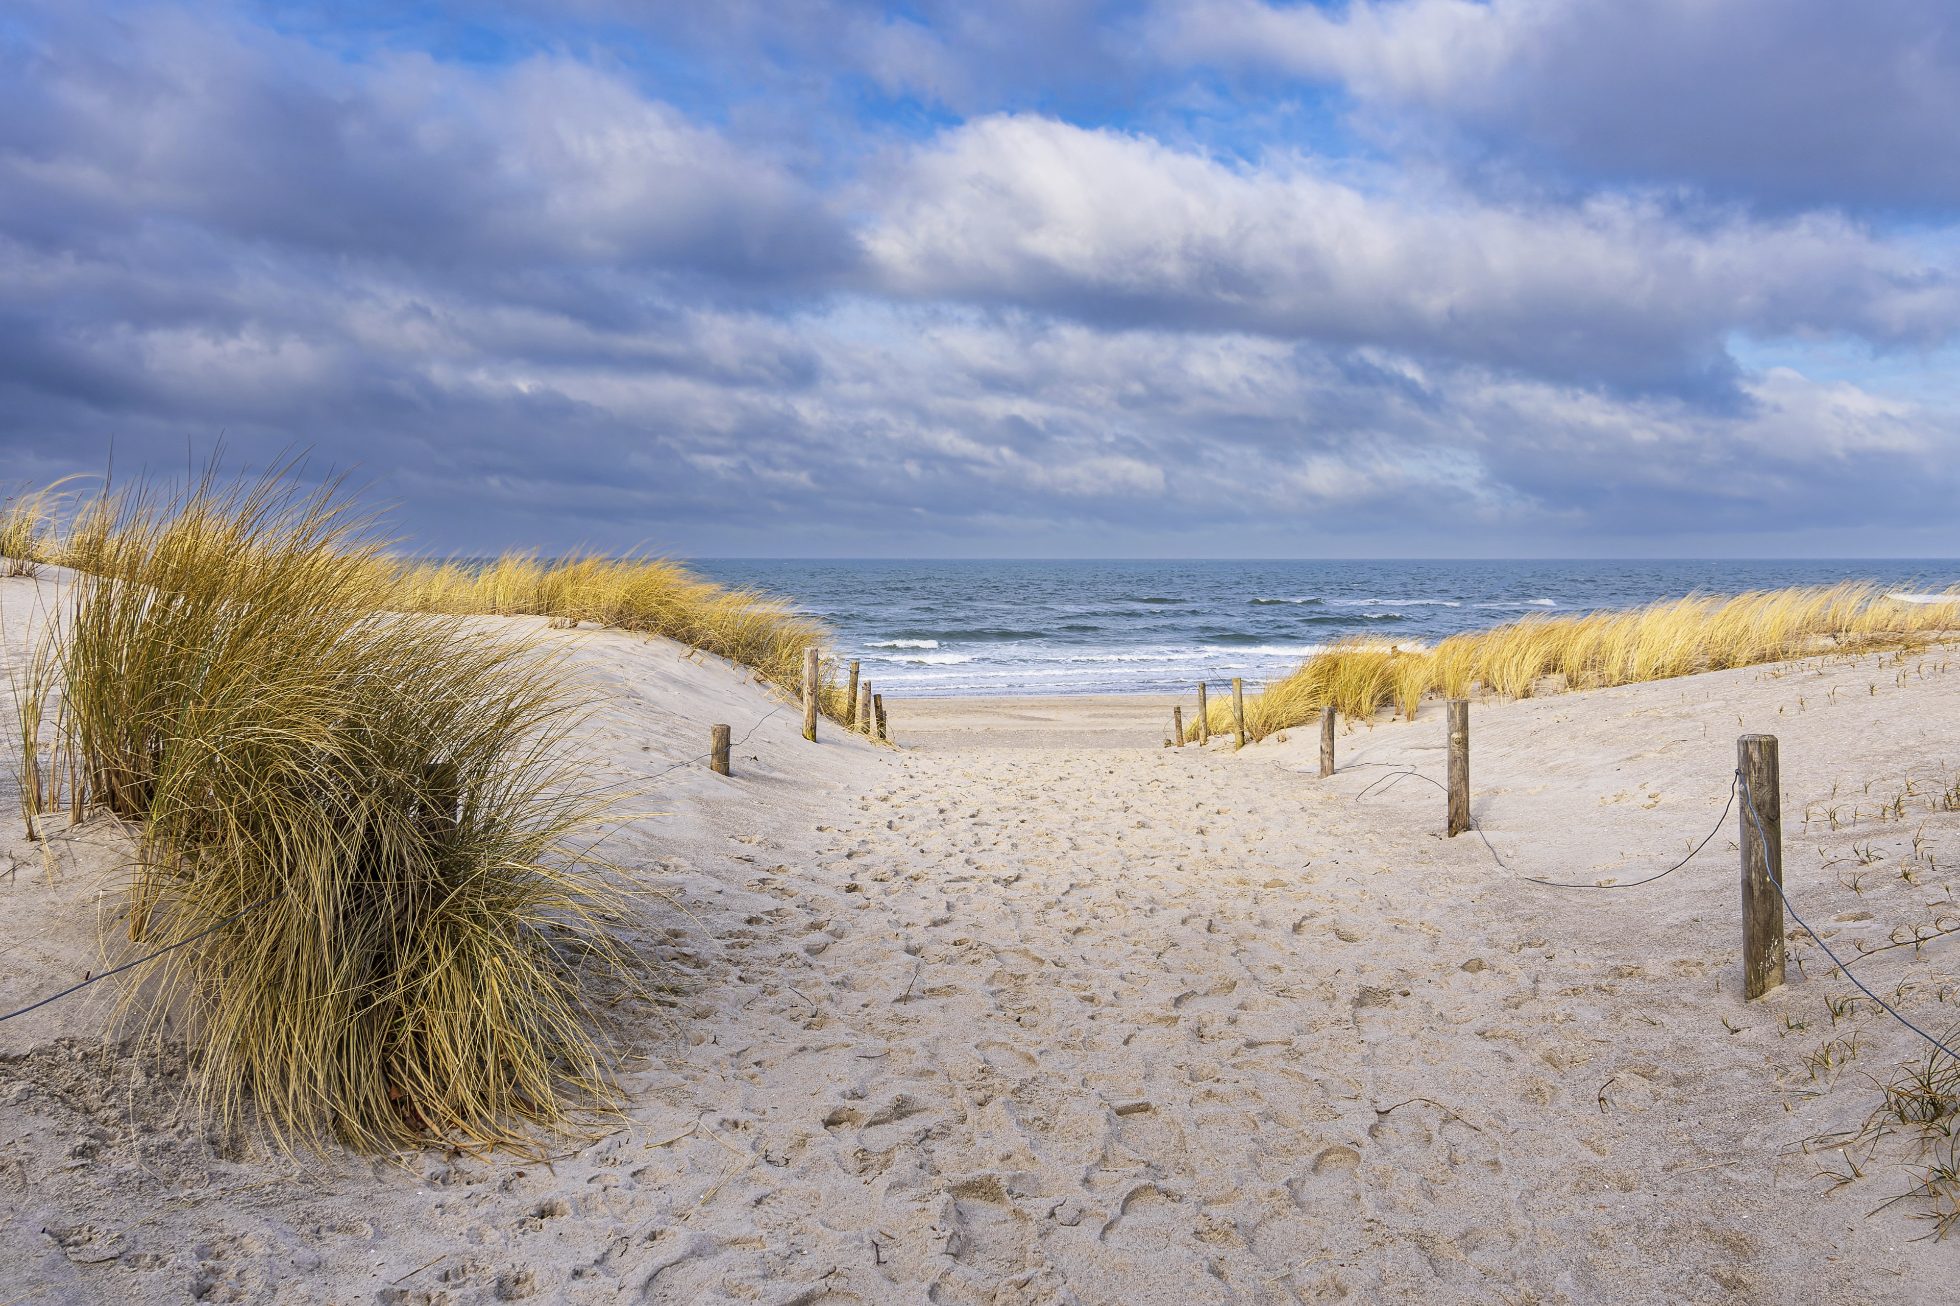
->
[1319,705,1336,778]
[873,693,888,742]
[710,724,731,776]
[847,660,860,715]
[1231,678,1247,750]
[1738,734,1786,999]
[1446,699,1470,837]
[1196,682,1210,744]
[1172,705,1184,747]
[802,648,820,742]
[857,682,873,735]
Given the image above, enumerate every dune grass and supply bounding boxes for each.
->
[0,478,856,727]
[383,553,855,723]
[15,473,627,1150]
[0,484,65,577]
[1198,583,1960,742]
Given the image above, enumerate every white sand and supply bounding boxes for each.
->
[5,568,1960,1302]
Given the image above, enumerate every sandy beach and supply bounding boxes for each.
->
[883,695,1185,751]
[6,571,1960,1303]
[11,0,1960,1298]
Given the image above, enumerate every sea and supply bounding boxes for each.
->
[688,559,1960,698]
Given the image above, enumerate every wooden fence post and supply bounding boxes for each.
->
[857,682,873,735]
[873,693,887,742]
[1172,705,1184,747]
[847,660,860,715]
[1738,734,1786,999]
[1319,705,1336,778]
[1446,699,1470,837]
[1231,678,1247,749]
[710,724,731,776]
[802,648,820,742]
[1196,683,1210,744]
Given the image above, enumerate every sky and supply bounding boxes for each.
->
[4,1,1960,558]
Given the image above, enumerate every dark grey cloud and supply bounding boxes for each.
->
[1158,0,1960,212]
[14,277,1952,555]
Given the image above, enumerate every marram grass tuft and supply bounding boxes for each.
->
[1196,583,1960,743]
[17,473,627,1151]
[381,551,856,724]
[0,481,75,576]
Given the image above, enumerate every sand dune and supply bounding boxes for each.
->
[5,570,1960,1302]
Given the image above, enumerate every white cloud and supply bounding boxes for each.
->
[6,3,1960,554]
[865,114,1960,389]
[1153,0,1960,208]
[0,8,848,278]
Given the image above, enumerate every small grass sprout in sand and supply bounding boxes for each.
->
[17,471,627,1151]
[1797,761,1960,1237]
[1197,584,1960,743]
[1822,1038,1960,1238]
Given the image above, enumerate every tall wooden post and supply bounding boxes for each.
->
[847,660,860,715]
[873,694,887,742]
[1231,678,1247,750]
[802,648,820,742]
[1319,705,1336,778]
[1172,705,1184,746]
[1738,734,1786,999]
[710,724,731,776]
[857,682,873,735]
[1196,683,1210,744]
[1446,699,1470,837]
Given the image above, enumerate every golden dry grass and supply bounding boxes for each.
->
[2,483,844,723]
[14,473,627,1150]
[382,553,855,723]
[0,482,72,577]
[1197,583,1960,743]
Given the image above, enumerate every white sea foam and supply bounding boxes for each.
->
[1059,651,1203,664]
[1053,645,1326,664]
[869,639,940,649]
[1218,644,1328,658]
[1330,597,1460,607]
[1888,592,1960,605]
[887,652,974,665]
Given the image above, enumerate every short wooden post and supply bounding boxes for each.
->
[802,648,820,742]
[1172,705,1184,746]
[1231,678,1247,749]
[1318,705,1336,778]
[1738,734,1786,999]
[710,724,731,776]
[1196,683,1210,744]
[873,693,887,742]
[1446,699,1469,837]
[857,682,873,735]
[847,660,860,714]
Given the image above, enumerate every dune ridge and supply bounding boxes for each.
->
[6,561,1960,1297]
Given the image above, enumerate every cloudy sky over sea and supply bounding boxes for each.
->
[6,2,1960,557]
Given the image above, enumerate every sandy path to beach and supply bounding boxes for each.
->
[5,581,1960,1303]
[714,666,1960,1305]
